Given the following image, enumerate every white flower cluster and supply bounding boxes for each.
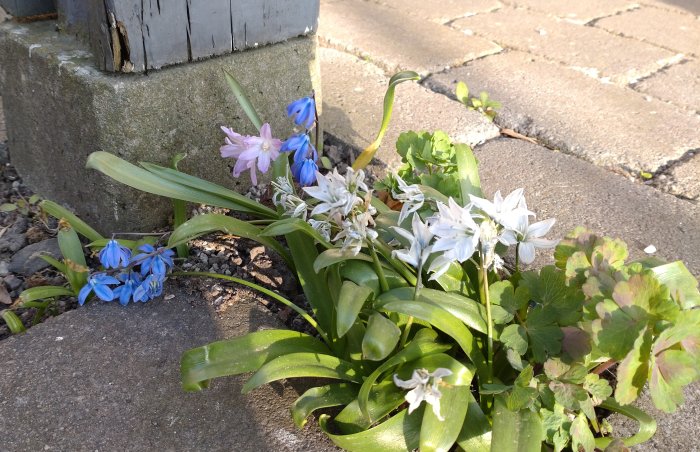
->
[302,168,378,255]
[391,185,557,276]
[271,177,308,219]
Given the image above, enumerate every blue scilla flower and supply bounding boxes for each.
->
[293,158,319,187]
[133,273,164,303]
[112,271,143,306]
[78,273,120,306]
[281,133,311,156]
[133,244,175,277]
[286,97,315,129]
[99,239,131,269]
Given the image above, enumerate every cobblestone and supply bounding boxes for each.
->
[503,0,639,24]
[634,58,700,112]
[425,51,700,174]
[319,0,502,75]
[451,8,679,84]
[372,0,502,23]
[596,6,700,56]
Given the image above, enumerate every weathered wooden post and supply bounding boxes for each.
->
[0,1,320,232]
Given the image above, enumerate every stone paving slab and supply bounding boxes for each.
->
[371,0,502,24]
[319,0,502,75]
[634,58,700,112]
[451,8,679,85]
[320,47,500,170]
[425,51,700,176]
[504,0,639,24]
[596,7,700,57]
[637,0,700,16]
[0,291,338,452]
[664,153,700,201]
[474,138,700,276]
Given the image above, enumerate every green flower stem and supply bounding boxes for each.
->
[515,243,520,273]
[399,262,423,349]
[172,271,329,344]
[369,243,390,293]
[477,261,494,385]
[375,240,417,286]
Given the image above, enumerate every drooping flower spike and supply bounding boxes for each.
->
[286,96,316,129]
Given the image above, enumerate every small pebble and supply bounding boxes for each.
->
[644,245,657,254]
[4,274,22,291]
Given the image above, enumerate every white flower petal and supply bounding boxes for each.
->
[527,218,556,238]
[519,242,536,265]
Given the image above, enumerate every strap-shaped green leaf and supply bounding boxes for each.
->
[242,352,363,393]
[291,383,359,428]
[352,71,420,170]
[337,281,374,338]
[87,152,270,215]
[140,162,277,218]
[285,230,335,338]
[260,217,331,248]
[1,310,26,334]
[320,407,423,452]
[58,224,88,294]
[490,395,544,452]
[40,200,103,242]
[180,329,328,392]
[362,312,401,361]
[170,154,189,258]
[409,354,474,452]
[223,70,263,130]
[377,299,488,380]
[167,213,293,270]
[313,248,373,273]
[341,260,409,296]
[378,287,487,333]
[20,286,74,303]
[39,255,67,274]
[357,328,451,421]
[455,143,482,202]
[334,381,407,433]
[455,393,492,451]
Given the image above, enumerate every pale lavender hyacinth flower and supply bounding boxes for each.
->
[220,123,282,185]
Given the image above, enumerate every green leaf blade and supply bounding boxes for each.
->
[242,352,363,394]
[180,330,328,391]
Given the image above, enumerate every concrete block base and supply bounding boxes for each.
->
[0,21,320,233]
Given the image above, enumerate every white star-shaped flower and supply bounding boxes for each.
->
[392,174,425,224]
[391,213,433,269]
[393,368,453,421]
[470,188,533,230]
[428,198,480,278]
[513,202,558,264]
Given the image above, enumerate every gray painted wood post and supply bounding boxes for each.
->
[56,0,319,73]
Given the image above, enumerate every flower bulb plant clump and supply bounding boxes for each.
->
[79,71,700,452]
